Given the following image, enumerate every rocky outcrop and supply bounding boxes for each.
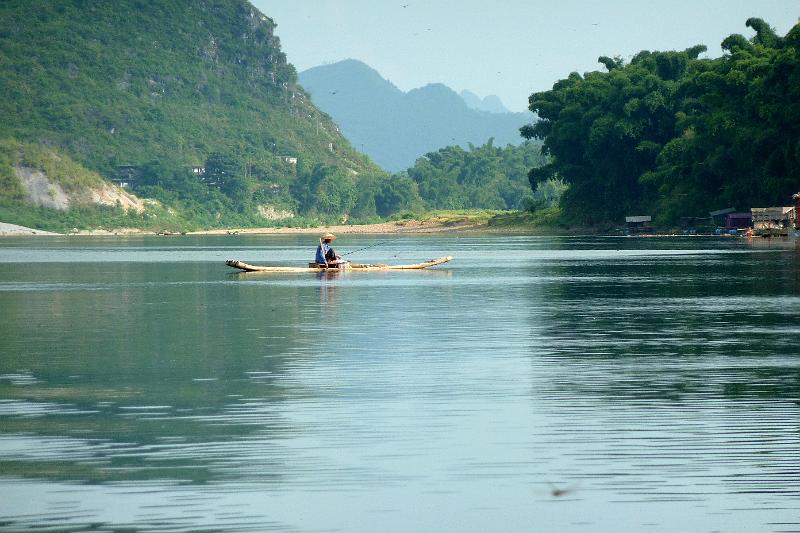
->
[15,166,145,213]
[87,182,145,213]
[257,204,294,220]
[15,167,70,210]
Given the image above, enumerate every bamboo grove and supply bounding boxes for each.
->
[523,18,800,225]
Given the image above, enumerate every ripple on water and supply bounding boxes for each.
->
[1,235,799,532]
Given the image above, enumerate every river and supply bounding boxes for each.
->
[0,234,798,532]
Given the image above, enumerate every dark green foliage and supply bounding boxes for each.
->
[524,19,800,225]
[405,140,546,210]
[204,154,240,192]
[375,175,421,217]
[529,178,569,210]
[524,47,702,223]
[649,19,800,219]
[292,164,357,218]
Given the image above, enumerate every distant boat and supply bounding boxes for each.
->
[225,256,453,273]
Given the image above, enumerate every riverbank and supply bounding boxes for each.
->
[0,210,528,236]
[190,217,490,235]
[0,218,490,236]
[0,210,579,237]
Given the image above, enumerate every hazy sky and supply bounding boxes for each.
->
[252,1,798,112]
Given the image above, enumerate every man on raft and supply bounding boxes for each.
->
[315,233,347,268]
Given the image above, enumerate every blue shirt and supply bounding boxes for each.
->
[315,241,331,265]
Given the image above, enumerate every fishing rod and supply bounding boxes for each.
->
[341,239,395,257]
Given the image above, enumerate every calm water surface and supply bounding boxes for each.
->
[0,234,798,532]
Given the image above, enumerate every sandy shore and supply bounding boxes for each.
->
[0,218,489,237]
[187,219,487,235]
[0,222,61,236]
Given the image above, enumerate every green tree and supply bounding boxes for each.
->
[292,164,357,218]
[204,153,238,191]
[351,174,380,220]
[315,169,356,216]
[405,140,544,210]
[523,18,800,226]
[523,46,704,223]
[643,18,800,220]
[375,175,421,217]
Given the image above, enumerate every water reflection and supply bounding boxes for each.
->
[1,235,799,532]
[524,239,800,513]
[0,261,317,485]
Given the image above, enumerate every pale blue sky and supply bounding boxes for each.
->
[253,1,799,112]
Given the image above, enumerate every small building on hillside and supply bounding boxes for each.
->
[190,166,205,176]
[751,207,794,231]
[112,165,140,188]
[725,212,752,230]
[625,215,653,234]
[710,207,736,226]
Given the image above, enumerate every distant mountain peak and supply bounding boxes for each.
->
[301,58,403,99]
[459,90,510,114]
[298,59,532,172]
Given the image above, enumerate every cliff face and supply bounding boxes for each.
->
[15,166,145,213]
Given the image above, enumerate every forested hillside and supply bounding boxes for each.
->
[523,18,800,225]
[0,0,385,229]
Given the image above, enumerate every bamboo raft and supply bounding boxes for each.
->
[225,256,453,273]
